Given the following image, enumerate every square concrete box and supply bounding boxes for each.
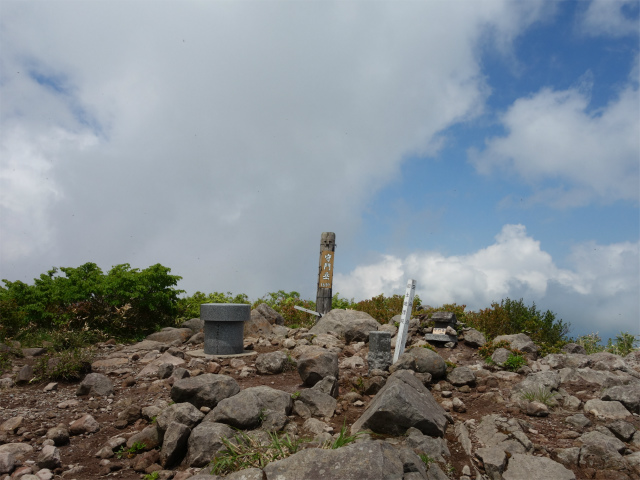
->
[201,303,251,355]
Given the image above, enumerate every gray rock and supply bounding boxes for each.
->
[0,451,15,474]
[607,419,636,442]
[160,422,190,468]
[226,467,265,480]
[22,347,46,357]
[0,442,34,459]
[255,303,285,326]
[583,399,631,419]
[245,308,273,337]
[405,427,450,463]
[351,370,448,437]
[502,453,575,480]
[561,343,587,355]
[579,430,625,453]
[447,366,476,386]
[36,445,61,470]
[474,415,532,455]
[127,425,161,450]
[564,414,591,429]
[491,348,511,366]
[559,367,631,388]
[117,404,142,427]
[512,371,560,394]
[76,373,114,397]
[208,386,293,429]
[462,328,486,348]
[262,440,404,479]
[156,402,205,435]
[309,309,379,344]
[311,375,339,398]
[157,363,174,379]
[600,384,640,414]
[171,373,240,409]
[396,447,427,478]
[146,327,193,344]
[297,389,337,418]
[186,422,235,467]
[261,411,289,432]
[297,348,339,387]
[554,447,580,468]
[46,426,69,446]
[390,347,446,380]
[69,414,100,435]
[493,333,539,357]
[181,317,204,333]
[426,464,450,480]
[475,446,507,480]
[16,365,33,384]
[255,351,289,375]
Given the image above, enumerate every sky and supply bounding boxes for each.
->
[0,0,638,343]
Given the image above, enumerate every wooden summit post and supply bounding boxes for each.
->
[316,232,336,316]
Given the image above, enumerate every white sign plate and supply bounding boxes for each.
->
[432,327,447,335]
[393,279,416,363]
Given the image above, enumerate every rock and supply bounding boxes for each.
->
[302,418,332,437]
[308,309,379,344]
[351,370,448,437]
[579,430,625,454]
[69,414,100,435]
[186,422,236,467]
[363,376,386,395]
[171,374,240,409]
[555,447,580,468]
[0,451,15,475]
[127,425,161,450]
[76,373,114,397]
[91,357,128,369]
[160,422,191,468]
[340,355,365,370]
[447,366,476,386]
[600,384,640,414]
[297,348,339,387]
[0,443,34,459]
[561,343,587,355]
[255,303,285,326]
[0,416,23,433]
[0,377,15,389]
[565,414,591,429]
[390,347,446,380]
[452,397,466,413]
[117,404,141,427]
[463,328,486,348]
[209,386,293,429]
[156,402,205,435]
[16,365,34,384]
[262,440,404,479]
[157,363,174,379]
[137,352,187,378]
[512,371,560,395]
[131,449,161,472]
[607,419,636,442]
[475,415,532,455]
[181,318,204,333]
[36,445,61,470]
[502,453,575,480]
[146,327,193,344]
[297,389,337,418]
[493,333,539,357]
[311,375,339,398]
[491,348,511,366]
[255,351,289,375]
[524,401,549,417]
[46,426,69,446]
[578,431,626,470]
[475,446,507,480]
[583,399,631,419]
[245,308,273,337]
[405,427,450,463]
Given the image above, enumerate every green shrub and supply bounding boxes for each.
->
[503,353,527,372]
[575,332,605,354]
[465,298,569,352]
[606,332,639,356]
[33,348,94,381]
[0,263,183,342]
[353,293,422,324]
[252,290,317,329]
[176,291,250,320]
[419,303,469,324]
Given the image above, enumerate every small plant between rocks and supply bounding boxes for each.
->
[519,386,558,407]
[115,441,146,459]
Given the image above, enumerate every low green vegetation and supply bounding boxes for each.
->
[0,264,636,361]
[115,442,146,459]
[519,386,558,407]
[32,348,94,381]
[502,353,527,372]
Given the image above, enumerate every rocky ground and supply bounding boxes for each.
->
[1,305,639,480]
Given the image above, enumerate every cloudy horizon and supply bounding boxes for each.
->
[1,0,638,343]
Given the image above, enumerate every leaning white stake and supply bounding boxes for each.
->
[393,279,416,363]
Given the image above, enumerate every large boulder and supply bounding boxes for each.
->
[245,308,273,337]
[181,318,204,333]
[493,333,538,357]
[447,366,476,387]
[208,386,293,429]
[297,347,339,387]
[351,370,448,437]
[146,327,193,344]
[600,384,640,414]
[186,422,235,467]
[254,303,285,326]
[171,374,240,409]
[462,328,486,348]
[156,402,205,436]
[503,454,575,480]
[160,421,191,468]
[390,347,446,380]
[76,373,113,397]
[255,351,290,375]
[309,309,379,344]
[262,440,404,480]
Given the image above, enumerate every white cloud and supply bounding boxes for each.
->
[334,224,639,339]
[470,84,639,207]
[580,0,639,37]
[0,1,548,294]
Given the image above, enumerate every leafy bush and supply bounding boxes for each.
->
[478,340,512,360]
[0,263,183,342]
[353,293,422,324]
[465,298,569,352]
[503,353,527,372]
[576,331,639,356]
[575,332,605,354]
[176,291,250,320]
[253,290,317,329]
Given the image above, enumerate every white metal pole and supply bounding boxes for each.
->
[393,279,416,363]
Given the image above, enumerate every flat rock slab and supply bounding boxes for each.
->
[263,440,404,480]
[137,352,186,378]
[503,453,575,480]
[583,399,631,419]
